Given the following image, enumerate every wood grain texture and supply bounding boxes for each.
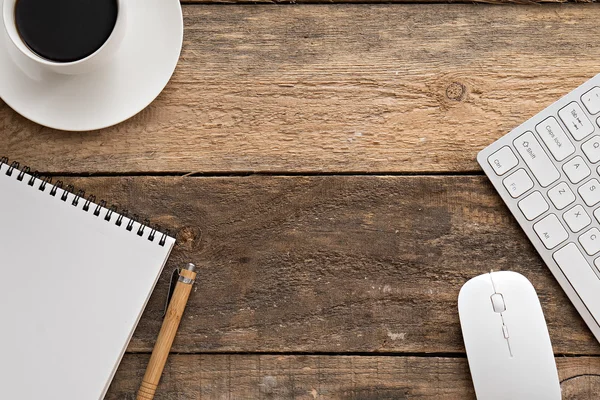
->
[108,354,600,399]
[45,175,600,355]
[183,0,582,3]
[137,268,197,400]
[3,5,600,174]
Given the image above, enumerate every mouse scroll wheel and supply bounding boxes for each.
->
[491,293,506,313]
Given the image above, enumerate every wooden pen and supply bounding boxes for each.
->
[137,263,197,400]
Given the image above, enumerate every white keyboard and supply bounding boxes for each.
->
[478,74,600,343]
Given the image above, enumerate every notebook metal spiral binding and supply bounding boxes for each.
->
[0,157,170,246]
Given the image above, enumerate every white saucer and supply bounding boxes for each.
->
[0,0,183,131]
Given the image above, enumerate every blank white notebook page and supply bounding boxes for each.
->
[0,162,175,400]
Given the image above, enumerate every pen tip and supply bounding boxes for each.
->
[185,263,196,272]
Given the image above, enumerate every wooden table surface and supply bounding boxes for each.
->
[3,1,600,398]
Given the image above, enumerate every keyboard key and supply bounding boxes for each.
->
[533,214,568,249]
[582,87,600,115]
[518,191,548,221]
[547,182,575,210]
[592,207,600,224]
[503,169,534,198]
[535,117,575,161]
[487,146,518,176]
[513,132,560,187]
[559,102,594,140]
[563,205,591,233]
[553,243,600,324]
[579,179,600,206]
[582,136,600,163]
[477,77,600,342]
[563,156,591,184]
[580,228,600,255]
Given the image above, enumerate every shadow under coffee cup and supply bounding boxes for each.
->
[2,0,126,75]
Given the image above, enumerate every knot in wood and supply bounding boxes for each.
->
[176,226,201,250]
[445,82,467,101]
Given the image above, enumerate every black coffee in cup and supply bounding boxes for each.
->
[15,0,118,63]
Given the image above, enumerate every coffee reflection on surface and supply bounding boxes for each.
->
[15,0,118,63]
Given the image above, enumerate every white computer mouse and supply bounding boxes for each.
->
[458,271,561,400]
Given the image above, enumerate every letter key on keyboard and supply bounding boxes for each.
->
[478,74,600,342]
[578,179,600,207]
[582,136,600,163]
[547,182,575,210]
[563,205,591,233]
[579,228,600,255]
[563,156,591,184]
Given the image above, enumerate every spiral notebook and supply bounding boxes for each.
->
[0,158,176,400]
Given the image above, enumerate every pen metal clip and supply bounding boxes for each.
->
[164,263,197,317]
[164,268,181,317]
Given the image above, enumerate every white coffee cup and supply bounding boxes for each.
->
[2,0,126,75]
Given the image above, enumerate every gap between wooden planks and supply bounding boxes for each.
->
[107,355,600,399]
[2,5,600,174]
[51,175,600,355]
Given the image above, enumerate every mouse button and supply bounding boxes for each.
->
[458,274,495,307]
[490,271,534,295]
[490,293,506,313]
[493,278,540,315]
[502,309,549,342]
[461,313,506,349]
[499,301,553,361]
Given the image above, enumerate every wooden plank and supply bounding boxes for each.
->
[107,354,600,399]
[40,175,600,355]
[197,0,573,2]
[183,0,574,3]
[2,5,599,174]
